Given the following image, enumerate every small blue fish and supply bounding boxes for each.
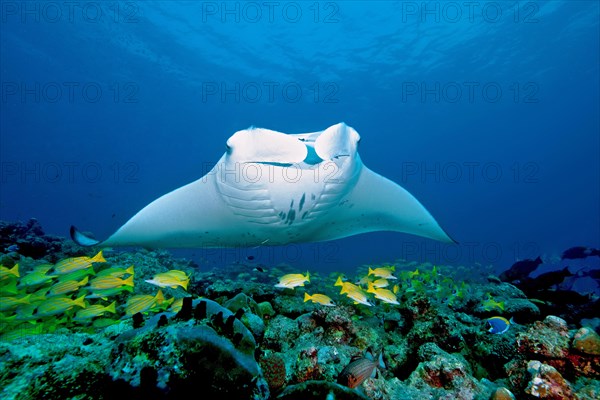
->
[487,316,514,334]
[5,245,19,252]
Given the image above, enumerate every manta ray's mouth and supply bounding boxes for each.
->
[254,144,323,167]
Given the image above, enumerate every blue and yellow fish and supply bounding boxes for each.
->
[487,316,514,334]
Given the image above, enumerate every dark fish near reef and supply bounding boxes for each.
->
[337,350,385,389]
[580,269,600,280]
[561,246,600,260]
[533,290,592,305]
[5,244,19,252]
[499,256,542,282]
[518,267,573,292]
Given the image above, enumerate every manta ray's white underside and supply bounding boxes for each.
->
[71,123,455,248]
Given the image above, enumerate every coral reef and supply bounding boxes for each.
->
[0,218,81,261]
[0,219,599,399]
[260,353,287,393]
[573,327,600,356]
[524,360,574,399]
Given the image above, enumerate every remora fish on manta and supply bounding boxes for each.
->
[71,123,455,248]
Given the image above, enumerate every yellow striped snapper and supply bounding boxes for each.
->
[274,272,310,289]
[35,294,86,317]
[0,264,19,280]
[367,282,400,305]
[88,275,134,291]
[85,285,133,300]
[145,270,189,290]
[335,276,363,294]
[368,266,397,280]
[344,289,373,307]
[57,267,95,282]
[18,266,57,288]
[0,312,17,325]
[48,277,89,297]
[125,290,165,316]
[0,294,31,312]
[169,298,184,313]
[54,250,106,275]
[15,303,41,322]
[371,278,390,288]
[0,323,45,341]
[73,301,117,322]
[1,280,18,295]
[96,265,134,278]
[304,293,335,306]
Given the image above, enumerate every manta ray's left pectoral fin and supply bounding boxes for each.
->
[321,166,457,243]
[70,225,102,246]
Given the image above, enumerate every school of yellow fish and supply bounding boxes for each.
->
[0,251,191,341]
[276,264,470,309]
[1,248,472,341]
[275,266,403,307]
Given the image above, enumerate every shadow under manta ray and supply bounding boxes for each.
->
[71,123,456,248]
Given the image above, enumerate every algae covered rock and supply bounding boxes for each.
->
[276,380,369,400]
[108,299,268,399]
[407,342,491,398]
[263,314,299,352]
[258,301,276,319]
[260,352,288,394]
[516,315,571,358]
[243,312,266,341]
[223,292,263,318]
[524,360,574,399]
[0,332,115,399]
[572,327,600,356]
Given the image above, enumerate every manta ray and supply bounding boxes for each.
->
[71,123,455,248]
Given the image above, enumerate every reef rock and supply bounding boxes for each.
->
[108,299,268,399]
[276,380,369,400]
[572,327,600,356]
[223,292,263,318]
[524,360,574,399]
[489,387,516,400]
[407,342,490,398]
[0,332,115,399]
[516,315,571,358]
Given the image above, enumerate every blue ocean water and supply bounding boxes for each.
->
[1,1,598,275]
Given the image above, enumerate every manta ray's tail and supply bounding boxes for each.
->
[70,226,101,247]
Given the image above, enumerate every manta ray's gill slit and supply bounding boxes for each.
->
[285,209,296,225]
[299,193,306,212]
